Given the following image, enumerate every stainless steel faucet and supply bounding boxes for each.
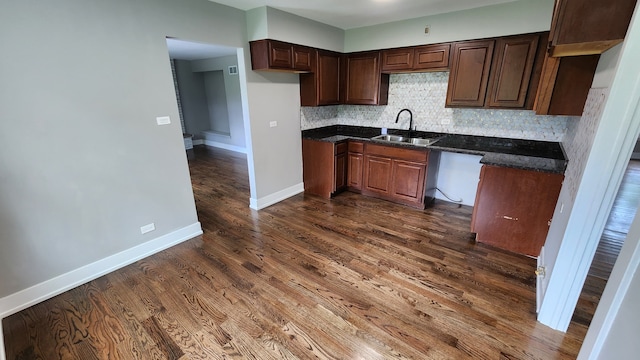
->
[395,108,413,137]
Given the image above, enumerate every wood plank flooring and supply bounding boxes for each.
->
[3,146,590,359]
[572,160,640,327]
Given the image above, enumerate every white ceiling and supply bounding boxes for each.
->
[209,0,520,29]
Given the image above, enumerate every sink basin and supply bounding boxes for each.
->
[371,134,441,147]
[372,134,406,142]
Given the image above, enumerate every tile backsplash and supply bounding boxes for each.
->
[301,72,574,142]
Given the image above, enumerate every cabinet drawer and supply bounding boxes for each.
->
[365,143,428,163]
[348,141,364,153]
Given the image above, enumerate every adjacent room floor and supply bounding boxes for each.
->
[572,160,640,327]
[3,146,592,359]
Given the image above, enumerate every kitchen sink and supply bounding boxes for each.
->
[371,134,441,147]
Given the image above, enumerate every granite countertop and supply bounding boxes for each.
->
[302,125,567,174]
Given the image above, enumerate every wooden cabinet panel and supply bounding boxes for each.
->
[486,34,539,108]
[335,152,347,192]
[300,50,341,106]
[471,165,564,257]
[302,139,348,198]
[292,45,313,71]
[363,155,393,195]
[250,39,315,72]
[534,53,600,116]
[391,160,426,205]
[334,142,347,192]
[381,44,450,73]
[302,139,335,198]
[347,153,363,191]
[549,0,637,56]
[413,43,450,70]
[381,48,414,72]
[344,51,389,105]
[446,40,495,107]
[347,141,364,191]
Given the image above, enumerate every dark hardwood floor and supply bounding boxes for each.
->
[3,145,590,359]
[572,160,640,327]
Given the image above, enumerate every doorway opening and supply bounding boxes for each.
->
[165,37,247,154]
[573,153,640,327]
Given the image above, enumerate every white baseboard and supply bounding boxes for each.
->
[192,139,205,146]
[204,140,247,154]
[250,183,304,210]
[0,222,202,321]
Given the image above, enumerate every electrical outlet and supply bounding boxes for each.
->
[269,121,278,128]
[441,118,451,125]
[140,223,155,234]
[156,116,171,125]
[424,25,430,36]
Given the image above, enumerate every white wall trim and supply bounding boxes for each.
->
[249,182,304,210]
[0,222,202,320]
[204,139,247,154]
[192,139,205,146]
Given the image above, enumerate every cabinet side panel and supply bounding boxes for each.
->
[302,139,335,198]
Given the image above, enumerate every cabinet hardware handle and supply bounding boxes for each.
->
[502,216,518,221]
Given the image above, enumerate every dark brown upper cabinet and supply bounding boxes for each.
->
[446,40,495,107]
[549,0,637,57]
[533,53,600,116]
[300,50,342,106]
[250,39,314,72]
[486,34,540,108]
[381,43,450,73]
[344,51,389,105]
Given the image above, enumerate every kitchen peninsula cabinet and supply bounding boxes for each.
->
[347,141,364,191]
[471,165,564,257]
[302,139,347,198]
[362,143,439,209]
[300,49,342,106]
[446,40,495,107]
[344,51,389,105]
[250,39,314,72]
[381,43,450,73]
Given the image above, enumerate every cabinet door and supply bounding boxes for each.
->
[347,152,363,191]
[446,40,495,107]
[293,45,313,71]
[413,43,450,70]
[381,48,414,72]
[363,155,392,195]
[486,34,539,108]
[317,50,341,105]
[391,160,426,205]
[300,50,341,106]
[470,165,563,257]
[344,51,389,105]
[334,152,347,192]
[268,40,294,69]
[549,0,636,56]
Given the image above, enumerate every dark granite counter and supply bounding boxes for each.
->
[302,125,567,174]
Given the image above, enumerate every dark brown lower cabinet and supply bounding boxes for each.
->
[347,141,364,192]
[471,165,564,257]
[302,139,347,198]
[362,143,439,209]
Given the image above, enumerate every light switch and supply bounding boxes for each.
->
[269,121,278,128]
[156,116,171,125]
